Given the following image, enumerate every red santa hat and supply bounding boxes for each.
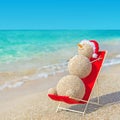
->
[80,39,99,58]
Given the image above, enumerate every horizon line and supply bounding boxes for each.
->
[0,29,120,31]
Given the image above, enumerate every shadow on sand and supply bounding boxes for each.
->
[69,91,120,114]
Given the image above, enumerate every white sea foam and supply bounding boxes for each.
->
[1,56,120,91]
[0,83,8,90]
[0,62,68,91]
[116,54,120,58]
[0,81,24,90]
[8,81,24,88]
[104,58,120,66]
[38,73,48,78]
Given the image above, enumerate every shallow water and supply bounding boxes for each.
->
[0,30,120,90]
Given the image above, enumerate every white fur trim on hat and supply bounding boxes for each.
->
[80,40,93,48]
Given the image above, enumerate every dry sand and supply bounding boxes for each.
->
[0,65,120,120]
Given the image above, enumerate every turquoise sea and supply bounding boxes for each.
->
[0,30,120,90]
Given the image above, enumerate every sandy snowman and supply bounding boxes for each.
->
[68,40,99,78]
[48,40,99,99]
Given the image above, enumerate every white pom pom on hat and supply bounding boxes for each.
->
[80,39,99,58]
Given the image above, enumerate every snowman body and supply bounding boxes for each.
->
[48,40,99,99]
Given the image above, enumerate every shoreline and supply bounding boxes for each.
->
[0,50,120,91]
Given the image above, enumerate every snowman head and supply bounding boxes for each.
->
[78,40,99,59]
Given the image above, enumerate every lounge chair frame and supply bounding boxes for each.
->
[56,78,102,115]
[56,51,107,116]
[49,51,107,115]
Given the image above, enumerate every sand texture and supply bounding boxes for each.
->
[0,65,120,120]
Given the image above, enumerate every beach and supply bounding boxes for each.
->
[0,64,120,120]
[0,30,120,120]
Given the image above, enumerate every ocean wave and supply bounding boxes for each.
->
[0,81,24,90]
[116,54,120,58]
[1,55,120,91]
[0,62,68,91]
[103,55,120,66]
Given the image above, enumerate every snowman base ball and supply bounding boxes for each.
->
[57,75,85,99]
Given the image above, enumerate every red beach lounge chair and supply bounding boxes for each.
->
[48,51,107,115]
